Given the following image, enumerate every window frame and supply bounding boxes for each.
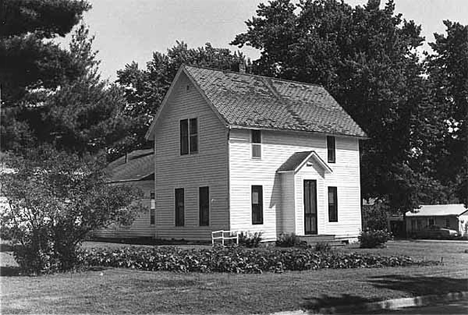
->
[327,136,336,163]
[175,188,184,227]
[251,185,263,224]
[150,192,155,225]
[328,186,338,222]
[199,186,210,226]
[180,118,198,155]
[251,130,262,159]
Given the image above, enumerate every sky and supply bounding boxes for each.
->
[58,0,468,81]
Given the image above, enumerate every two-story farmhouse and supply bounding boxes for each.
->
[146,65,367,242]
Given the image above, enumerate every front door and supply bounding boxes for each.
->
[304,180,318,235]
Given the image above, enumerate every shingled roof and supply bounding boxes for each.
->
[190,65,367,137]
[147,65,367,139]
[105,149,154,183]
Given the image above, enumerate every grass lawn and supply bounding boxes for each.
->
[1,240,467,314]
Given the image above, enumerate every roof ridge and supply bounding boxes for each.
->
[183,64,325,89]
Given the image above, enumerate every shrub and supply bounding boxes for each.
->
[238,231,263,248]
[276,233,306,247]
[359,229,392,248]
[314,242,332,252]
[0,148,143,274]
[79,246,438,274]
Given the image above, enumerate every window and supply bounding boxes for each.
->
[251,185,263,224]
[189,118,198,153]
[411,219,416,231]
[328,187,338,222]
[252,130,261,158]
[175,188,184,226]
[445,217,450,228]
[428,218,435,226]
[180,118,198,155]
[327,136,336,163]
[199,187,209,226]
[150,192,155,225]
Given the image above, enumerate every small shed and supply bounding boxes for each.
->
[406,204,468,237]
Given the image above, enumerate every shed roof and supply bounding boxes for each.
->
[105,149,154,182]
[147,65,367,139]
[277,151,332,174]
[406,204,468,217]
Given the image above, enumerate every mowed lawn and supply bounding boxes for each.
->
[1,240,467,314]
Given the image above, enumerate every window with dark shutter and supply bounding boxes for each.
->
[199,186,209,226]
[252,185,263,224]
[175,188,184,226]
[327,136,336,163]
[328,187,338,222]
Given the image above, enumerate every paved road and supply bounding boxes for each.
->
[363,299,468,314]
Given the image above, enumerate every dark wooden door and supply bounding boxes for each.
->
[304,180,318,235]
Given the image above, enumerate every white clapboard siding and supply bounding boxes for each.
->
[153,72,229,241]
[93,180,156,238]
[229,128,362,240]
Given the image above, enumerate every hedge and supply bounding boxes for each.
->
[79,246,438,274]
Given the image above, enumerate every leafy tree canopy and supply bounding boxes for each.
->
[231,0,461,213]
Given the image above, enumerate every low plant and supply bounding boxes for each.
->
[276,233,306,247]
[314,242,332,252]
[238,231,263,248]
[359,229,392,248]
[80,246,438,274]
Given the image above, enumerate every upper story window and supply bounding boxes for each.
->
[252,130,261,158]
[327,136,336,163]
[180,118,198,155]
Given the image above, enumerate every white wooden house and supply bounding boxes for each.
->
[146,65,367,242]
[93,149,155,238]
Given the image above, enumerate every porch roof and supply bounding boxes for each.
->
[277,151,332,174]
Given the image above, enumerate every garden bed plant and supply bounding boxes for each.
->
[79,245,439,274]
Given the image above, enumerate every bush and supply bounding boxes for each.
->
[238,231,263,248]
[314,242,332,252]
[0,148,143,274]
[359,229,392,248]
[276,233,306,247]
[79,246,437,274]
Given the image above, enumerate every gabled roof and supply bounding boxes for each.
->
[277,151,332,174]
[146,65,367,139]
[105,149,154,183]
[406,204,468,217]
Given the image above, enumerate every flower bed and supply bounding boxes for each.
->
[79,246,439,274]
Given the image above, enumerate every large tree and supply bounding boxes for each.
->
[1,0,135,157]
[114,41,247,160]
[0,0,90,151]
[232,0,444,213]
[426,21,468,205]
